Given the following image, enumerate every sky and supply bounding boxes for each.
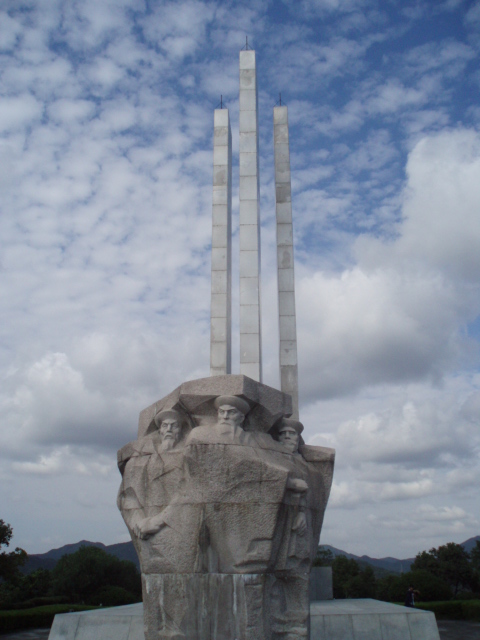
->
[1,0,480,560]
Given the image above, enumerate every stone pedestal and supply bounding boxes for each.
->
[309,566,333,601]
[142,573,290,639]
[310,599,440,640]
[48,599,441,640]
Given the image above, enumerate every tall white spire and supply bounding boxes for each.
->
[210,108,232,376]
[274,105,299,418]
[239,49,262,382]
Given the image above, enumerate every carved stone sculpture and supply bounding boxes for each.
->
[117,374,334,640]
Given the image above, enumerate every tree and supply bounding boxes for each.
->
[344,564,376,599]
[0,568,55,609]
[470,540,480,572]
[469,541,480,595]
[313,546,334,567]
[0,520,27,582]
[332,555,360,599]
[376,569,452,603]
[411,542,475,598]
[376,574,399,603]
[52,545,141,604]
[21,568,53,600]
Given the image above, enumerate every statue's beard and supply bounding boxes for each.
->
[281,440,298,453]
[160,437,176,451]
[218,418,244,429]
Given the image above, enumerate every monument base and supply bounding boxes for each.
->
[141,572,302,639]
[48,598,440,640]
[311,599,440,639]
[309,566,333,601]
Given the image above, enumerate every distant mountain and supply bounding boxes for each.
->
[460,535,480,553]
[22,540,140,574]
[320,535,480,574]
[321,545,414,574]
[31,540,106,560]
[22,535,479,576]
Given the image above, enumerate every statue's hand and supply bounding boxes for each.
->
[292,512,307,536]
[135,515,166,540]
[287,478,308,493]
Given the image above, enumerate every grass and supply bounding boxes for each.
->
[415,600,480,621]
[0,604,99,633]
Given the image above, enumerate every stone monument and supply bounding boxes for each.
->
[116,47,335,639]
[47,46,441,640]
[118,376,334,639]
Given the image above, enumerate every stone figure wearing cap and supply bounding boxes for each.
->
[271,417,333,571]
[186,394,253,446]
[117,408,189,548]
[138,395,293,569]
[268,418,312,636]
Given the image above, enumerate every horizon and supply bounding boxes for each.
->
[22,533,480,563]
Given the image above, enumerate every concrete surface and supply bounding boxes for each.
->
[436,619,480,639]
[273,105,299,419]
[3,617,478,639]
[210,108,232,376]
[309,566,334,601]
[310,599,440,639]
[44,599,448,640]
[239,48,262,382]
[48,604,143,640]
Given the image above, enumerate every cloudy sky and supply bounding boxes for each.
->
[1,0,480,560]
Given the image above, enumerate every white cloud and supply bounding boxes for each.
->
[0,95,42,132]
[297,265,472,398]
[0,13,23,51]
[392,129,480,282]
[465,1,480,27]
[141,0,216,60]
[48,99,97,123]
[294,128,480,401]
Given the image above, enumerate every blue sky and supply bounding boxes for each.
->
[1,0,480,558]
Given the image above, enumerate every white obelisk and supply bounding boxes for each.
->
[274,105,299,418]
[210,108,232,376]
[239,49,262,382]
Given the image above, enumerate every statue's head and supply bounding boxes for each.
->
[214,395,250,429]
[153,409,186,451]
[276,417,304,454]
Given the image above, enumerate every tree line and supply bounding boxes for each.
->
[314,540,480,602]
[2,517,479,610]
[0,520,141,610]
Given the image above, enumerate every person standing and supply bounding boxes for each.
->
[405,586,416,607]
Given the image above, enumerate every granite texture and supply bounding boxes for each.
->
[210,108,232,376]
[48,600,441,640]
[274,106,299,419]
[310,600,440,640]
[118,376,335,639]
[48,604,144,640]
[239,49,262,382]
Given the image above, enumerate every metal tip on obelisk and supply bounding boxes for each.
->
[215,95,226,110]
[242,36,251,50]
